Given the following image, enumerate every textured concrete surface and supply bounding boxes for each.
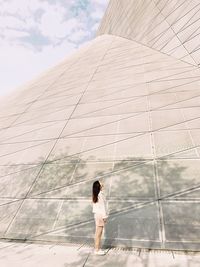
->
[0,0,200,251]
[0,241,200,267]
[98,0,200,65]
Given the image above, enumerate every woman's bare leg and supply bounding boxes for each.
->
[95,226,103,251]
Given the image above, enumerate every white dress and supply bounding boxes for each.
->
[92,191,108,219]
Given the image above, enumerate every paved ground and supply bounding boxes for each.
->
[0,241,200,267]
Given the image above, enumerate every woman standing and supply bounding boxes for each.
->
[92,180,108,255]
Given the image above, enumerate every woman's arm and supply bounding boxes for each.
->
[99,192,108,219]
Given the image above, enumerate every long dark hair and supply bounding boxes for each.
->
[92,180,101,203]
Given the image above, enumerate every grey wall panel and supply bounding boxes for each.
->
[98,0,200,66]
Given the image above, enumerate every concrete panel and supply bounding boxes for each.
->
[0,121,66,143]
[162,202,200,242]
[0,200,22,235]
[61,115,118,137]
[6,199,60,239]
[118,113,149,133]
[72,162,113,182]
[151,109,184,131]
[0,140,54,165]
[28,163,77,196]
[103,203,160,248]
[115,134,153,159]
[48,137,85,162]
[157,160,200,197]
[154,131,193,157]
[98,0,199,65]
[54,200,92,228]
[0,166,40,198]
[110,162,155,198]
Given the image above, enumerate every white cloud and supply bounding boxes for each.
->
[0,40,76,97]
[39,5,68,39]
[0,16,24,29]
[91,0,109,6]
[0,0,109,97]
[69,29,90,42]
[2,29,29,40]
[0,0,47,18]
[89,0,109,22]
[91,23,100,32]
[90,9,105,20]
[39,13,82,42]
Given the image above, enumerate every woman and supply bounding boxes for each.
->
[92,180,108,255]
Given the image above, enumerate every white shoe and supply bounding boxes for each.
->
[94,250,106,255]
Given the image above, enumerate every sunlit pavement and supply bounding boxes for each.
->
[0,241,199,267]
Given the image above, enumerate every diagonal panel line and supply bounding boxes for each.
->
[1,77,199,150]
[151,0,198,65]
[147,82,166,247]
[1,85,197,167]
[0,121,62,144]
[148,0,197,48]
[71,75,200,119]
[2,39,111,236]
[142,0,191,46]
[26,182,200,241]
[3,83,198,135]
[137,0,172,42]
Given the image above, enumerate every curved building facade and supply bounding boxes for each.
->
[0,0,199,251]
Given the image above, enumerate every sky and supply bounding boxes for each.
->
[0,0,109,97]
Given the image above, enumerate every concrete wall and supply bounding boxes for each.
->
[1,0,200,250]
[0,34,199,250]
[98,0,200,66]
